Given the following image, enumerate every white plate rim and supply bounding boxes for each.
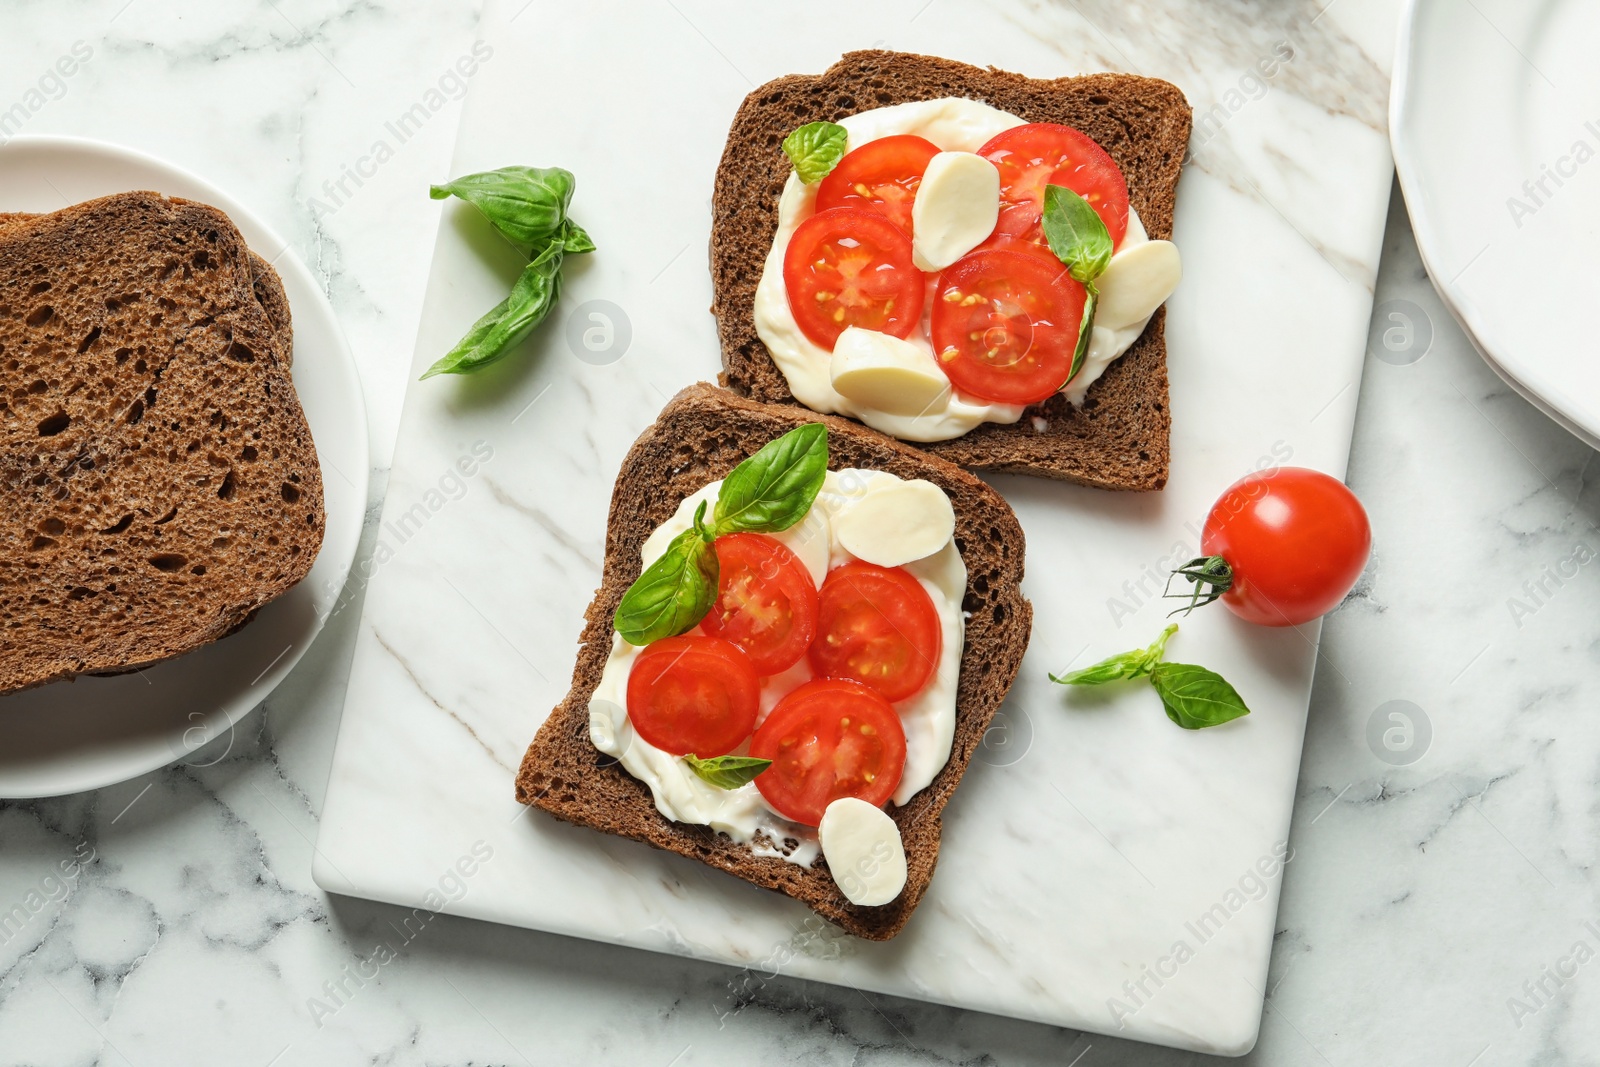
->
[1390,0,1600,452]
[0,134,369,797]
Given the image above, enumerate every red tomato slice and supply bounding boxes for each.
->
[809,562,942,703]
[783,207,925,350]
[699,533,819,675]
[930,249,1086,406]
[626,636,760,757]
[815,134,941,235]
[970,231,1067,266]
[978,123,1129,248]
[751,679,907,826]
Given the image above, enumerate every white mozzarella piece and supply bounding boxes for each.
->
[829,327,952,418]
[911,151,1000,272]
[819,797,908,906]
[833,478,955,568]
[1095,239,1182,331]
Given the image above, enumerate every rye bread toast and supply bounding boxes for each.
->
[711,50,1192,490]
[515,383,1031,940]
[0,192,324,694]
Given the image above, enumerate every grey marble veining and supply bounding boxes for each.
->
[4,1,1600,1064]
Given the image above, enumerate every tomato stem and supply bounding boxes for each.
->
[1165,556,1233,617]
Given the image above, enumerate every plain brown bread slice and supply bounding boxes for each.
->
[0,191,324,694]
[515,383,1031,940]
[710,50,1192,490]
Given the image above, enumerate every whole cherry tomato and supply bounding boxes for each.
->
[1173,468,1371,627]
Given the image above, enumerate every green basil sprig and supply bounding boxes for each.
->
[782,121,848,184]
[1052,624,1251,730]
[1041,184,1115,384]
[422,165,594,380]
[614,424,829,646]
[683,754,772,790]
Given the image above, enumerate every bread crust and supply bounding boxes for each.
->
[710,50,1192,490]
[515,383,1031,940]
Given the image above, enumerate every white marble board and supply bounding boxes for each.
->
[314,0,1399,1055]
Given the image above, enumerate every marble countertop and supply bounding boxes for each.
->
[2,3,1598,1065]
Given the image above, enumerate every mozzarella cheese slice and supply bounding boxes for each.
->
[834,478,955,568]
[911,151,1001,272]
[1096,239,1182,331]
[819,797,908,906]
[829,327,952,417]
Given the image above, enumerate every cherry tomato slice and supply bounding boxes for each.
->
[699,533,819,675]
[626,636,760,757]
[815,134,941,235]
[978,123,1129,248]
[929,249,1086,406]
[970,231,1068,267]
[1201,468,1372,627]
[751,678,907,826]
[783,207,925,350]
[809,562,942,703]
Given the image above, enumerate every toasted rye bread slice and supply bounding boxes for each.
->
[515,383,1032,940]
[0,191,324,694]
[1,211,294,368]
[711,50,1192,490]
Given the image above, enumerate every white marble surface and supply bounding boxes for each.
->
[3,2,1598,1065]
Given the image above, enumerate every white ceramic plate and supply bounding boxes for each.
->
[1393,0,1600,449]
[0,136,368,798]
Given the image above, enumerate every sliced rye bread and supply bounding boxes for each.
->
[0,191,324,694]
[1,211,294,368]
[710,50,1192,491]
[515,383,1032,940]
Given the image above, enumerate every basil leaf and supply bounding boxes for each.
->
[614,529,719,646]
[1050,647,1148,686]
[557,217,596,255]
[714,423,829,535]
[1042,184,1114,285]
[782,121,848,184]
[1068,284,1097,385]
[683,754,772,790]
[1051,623,1175,685]
[421,294,510,380]
[430,166,576,250]
[420,241,565,379]
[1149,662,1251,730]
